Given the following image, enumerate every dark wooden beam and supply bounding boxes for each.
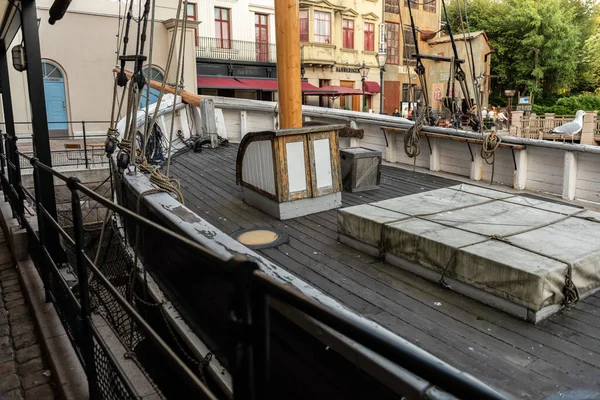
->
[22,0,64,262]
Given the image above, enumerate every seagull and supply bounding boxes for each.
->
[549,110,586,143]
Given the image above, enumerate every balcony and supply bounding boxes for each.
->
[301,43,336,65]
[196,36,277,64]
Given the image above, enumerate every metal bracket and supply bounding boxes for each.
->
[382,130,389,147]
[467,142,474,162]
[426,136,432,155]
[512,148,517,170]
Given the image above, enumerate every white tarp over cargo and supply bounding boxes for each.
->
[338,184,600,323]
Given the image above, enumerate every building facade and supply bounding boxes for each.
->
[196,0,282,100]
[299,0,383,112]
[4,0,198,135]
[425,31,492,113]
[382,0,491,117]
[382,0,441,116]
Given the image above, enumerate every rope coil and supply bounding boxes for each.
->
[480,131,501,184]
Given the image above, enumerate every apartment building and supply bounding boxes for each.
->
[4,0,198,134]
[299,0,383,112]
[195,0,283,100]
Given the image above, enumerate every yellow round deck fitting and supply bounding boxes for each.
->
[237,230,279,246]
[232,228,289,249]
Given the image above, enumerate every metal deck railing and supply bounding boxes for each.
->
[2,121,111,170]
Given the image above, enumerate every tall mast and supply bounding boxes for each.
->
[274,0,302,128]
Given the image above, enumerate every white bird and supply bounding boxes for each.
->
[549,110,586,143]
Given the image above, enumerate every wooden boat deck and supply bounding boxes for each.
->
[169,145,600,399]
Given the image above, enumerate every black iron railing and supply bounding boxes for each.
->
[0,127,508,399]
[1,121,111,170]
[197,36,277,63]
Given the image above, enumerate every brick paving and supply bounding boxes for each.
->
[0,231,56,400]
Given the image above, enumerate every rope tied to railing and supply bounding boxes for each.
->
[138,163,184,204]
[480,131,501,185]
[404,105,432,170]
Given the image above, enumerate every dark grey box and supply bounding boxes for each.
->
[340,147,382,192]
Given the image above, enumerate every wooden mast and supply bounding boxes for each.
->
[274,0,302,129]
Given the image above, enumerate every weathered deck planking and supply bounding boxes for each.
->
[170,145,600,399]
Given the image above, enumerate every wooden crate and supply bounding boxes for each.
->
[340,147,381,192]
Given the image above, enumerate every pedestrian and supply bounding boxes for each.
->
[497,109,508,130]
[392,108,400,117]
[481,107,488,119]
[491,106,498,127]
[407,106,413,120]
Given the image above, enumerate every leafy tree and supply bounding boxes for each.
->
[445,0,599,103]
[582,28,600,91]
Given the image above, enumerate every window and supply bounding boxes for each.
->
[364,23,375,52]
[403,26,416,65]
[187,3,198,46]
[186,3,197,19]
[255,13,269,62]
[386,22,399,64]
[314,11,331,44]
[300,10,309,42]
[342,19,354,49]
[402,83,416,102]
[42,62,63,80]
[424,0,436,12]
[385,0,400,14]
[404,0,418,9]
[140,66,165,109]
[215,7,231,49]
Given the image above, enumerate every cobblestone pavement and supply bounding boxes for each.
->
[0,230,56,400]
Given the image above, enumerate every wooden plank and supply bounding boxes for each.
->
[168,144,600,397]
[365,262,600,382]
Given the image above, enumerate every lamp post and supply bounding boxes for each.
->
[359,62,370,112]
[376,49,387,114]
[504,89,516,123]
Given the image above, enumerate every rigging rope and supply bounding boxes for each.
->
[165,0,188,177]
[457,0,482,133]
[142,0,157,158]
[142,0,184,156]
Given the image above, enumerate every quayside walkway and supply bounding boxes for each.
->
[169,144,600,399]
[0,228,56,399]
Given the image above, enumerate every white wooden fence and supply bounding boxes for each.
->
[509,111,599,144]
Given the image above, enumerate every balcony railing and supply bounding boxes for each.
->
[196,36,276,63]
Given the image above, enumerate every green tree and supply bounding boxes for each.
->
[445,0,598,103]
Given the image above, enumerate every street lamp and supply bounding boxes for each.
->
[359,62,370,112]
[376,50,387,114]
[504,89,516,122]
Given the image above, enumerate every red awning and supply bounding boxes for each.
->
[363,81,381,94]
[197,77,250,89]
[237,78,336,94]
[237,78,279,91]
[198,76,337,95]
[319,85,363,95]
[301,81,338,95]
